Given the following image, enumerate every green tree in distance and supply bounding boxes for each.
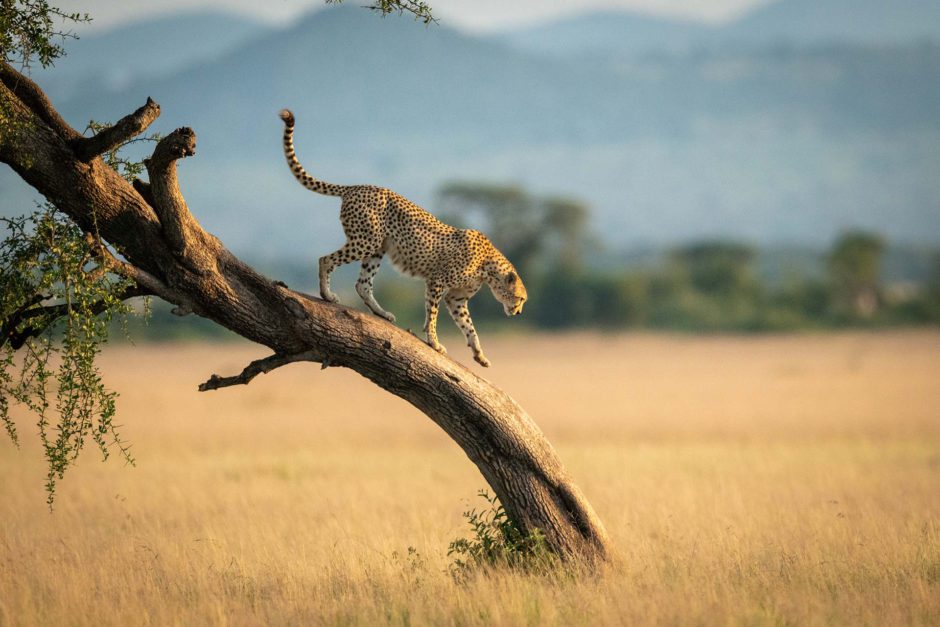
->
[670,241,757,299]
[827,231,885,319]
[436,182,590,278]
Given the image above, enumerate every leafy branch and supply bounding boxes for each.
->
[0,206,142,505]
[327,0,435,24]
[0,0,90,69]
[0,112,160,505]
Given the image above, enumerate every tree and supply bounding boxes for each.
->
[542,197,589,274]
[437,183,543,278]
[437,182,591,278]
[0,4,611,562]
[437,183,598,329]
[827,231,885,319]
[925,254,940,322]
[670,241,757,299]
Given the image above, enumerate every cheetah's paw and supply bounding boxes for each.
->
[473,353,491,368]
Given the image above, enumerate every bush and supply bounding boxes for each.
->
[447,490,555,580]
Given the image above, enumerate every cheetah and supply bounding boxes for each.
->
[279,109,527,367]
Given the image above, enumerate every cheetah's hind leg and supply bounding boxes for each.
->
[356,255,396,322]
[318,241,362,304]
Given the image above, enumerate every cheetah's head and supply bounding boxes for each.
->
[488,266,528,317]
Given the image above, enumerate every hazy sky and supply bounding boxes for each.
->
[58,0,771,32]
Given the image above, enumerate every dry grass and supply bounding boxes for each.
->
[1,331,939,626]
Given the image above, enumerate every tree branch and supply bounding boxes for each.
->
[332,0,435,23]
[143,127,219,272]
[198,351,323,391]
[86,234,203,315]
[145,128,195,252]
[132,178,155,207]
[0,61,78,139]
[69,97,161,162]
[0,292,48,347]
[2,285,151,350]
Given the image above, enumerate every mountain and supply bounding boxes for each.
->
[32,11,268,102]
[500,0,940,58]
[14,7,601,256]
[59,7,584,150]
[2,6,939,260]
[724,0,940,47]
[492,11,711,58]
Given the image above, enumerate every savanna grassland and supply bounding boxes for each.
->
[1,331,939,626]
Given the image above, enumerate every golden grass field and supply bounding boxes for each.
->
[1,331,939,626]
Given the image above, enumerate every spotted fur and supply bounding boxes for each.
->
[279,109,527,367]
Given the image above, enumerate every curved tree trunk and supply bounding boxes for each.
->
[0,62,612,561]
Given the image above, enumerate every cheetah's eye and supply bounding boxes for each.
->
[507,271,516,284]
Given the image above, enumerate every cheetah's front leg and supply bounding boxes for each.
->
[356,255,395,322]
[423,283,447,355]
[445,294,489,367]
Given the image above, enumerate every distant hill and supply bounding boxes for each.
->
[724,0,940,47]
[500,0,940,58]
[57,7,579,149]
[32,11,268,102]
[2,5,939,259]
[491,11,711,57]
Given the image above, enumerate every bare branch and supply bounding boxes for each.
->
[145,128,196,252]
[70,97,161,162]
[142,127,218,272]
[132,178,155,207]
[0,60,78,139]
[198,351,322,391]
[87,235,202,315]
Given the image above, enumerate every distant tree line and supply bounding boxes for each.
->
[377,183,940,333]
[131,183,940,340]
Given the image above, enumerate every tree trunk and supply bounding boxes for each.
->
[0,62,612,561]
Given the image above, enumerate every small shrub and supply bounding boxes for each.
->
[447,490,555,579]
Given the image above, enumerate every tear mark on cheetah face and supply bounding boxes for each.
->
[279,108,527,367]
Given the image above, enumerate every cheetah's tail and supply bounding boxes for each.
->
[278,109,344,197]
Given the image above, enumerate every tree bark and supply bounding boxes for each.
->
[0,61,612,562]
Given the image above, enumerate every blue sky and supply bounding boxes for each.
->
[57,0,770,32]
